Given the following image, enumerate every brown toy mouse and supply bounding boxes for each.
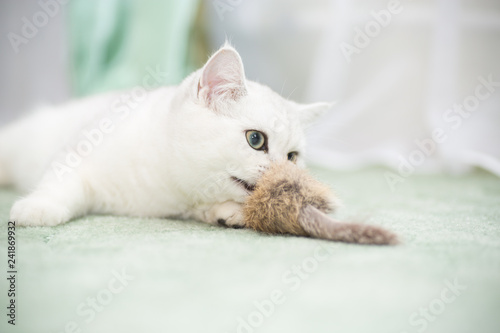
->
[243,162,399,245]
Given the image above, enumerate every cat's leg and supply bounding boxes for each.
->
[10,174,89,227]
[193,201,245,229]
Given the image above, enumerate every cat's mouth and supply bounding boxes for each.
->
[231,177,256,192]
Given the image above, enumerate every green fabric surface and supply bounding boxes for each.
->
[1,167,499,333]
[69,0,200,96]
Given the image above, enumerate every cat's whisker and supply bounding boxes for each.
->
[286,86,299,100]
[279,79,287,96]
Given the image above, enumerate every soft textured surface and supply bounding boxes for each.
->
[1,167,499,333]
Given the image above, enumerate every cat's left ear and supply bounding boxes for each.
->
[298,102,335,127]
[198,45,247,111]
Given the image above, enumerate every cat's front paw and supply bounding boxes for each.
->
[214,201,245,229]
[10,197,71,227]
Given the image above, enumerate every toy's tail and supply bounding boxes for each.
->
[299,205,399,245]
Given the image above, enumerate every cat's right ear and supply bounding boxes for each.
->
[298,102,335,128]
[197,45,247,111]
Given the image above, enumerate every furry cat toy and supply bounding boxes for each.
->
[243,162,399,245]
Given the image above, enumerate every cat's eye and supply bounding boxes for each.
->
[246,130,267,151]
[288,152,298,163]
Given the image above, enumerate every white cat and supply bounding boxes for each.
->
[0,44,330,228]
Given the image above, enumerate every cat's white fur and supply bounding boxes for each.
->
[0,45,330,227]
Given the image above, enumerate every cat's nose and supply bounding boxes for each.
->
[269,154,287,163]
[260,156,286,173]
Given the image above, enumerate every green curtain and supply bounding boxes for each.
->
[68,0,201,96]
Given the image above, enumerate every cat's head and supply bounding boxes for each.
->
[174,44,332,204]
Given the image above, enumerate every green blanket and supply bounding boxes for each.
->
[69,0,201,96]
[1,167,499,333]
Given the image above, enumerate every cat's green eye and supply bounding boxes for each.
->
[246,130,267,151]
[288,152,298,163]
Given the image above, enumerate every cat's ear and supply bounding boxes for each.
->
[298,102,334,128]
[198,45,247,111]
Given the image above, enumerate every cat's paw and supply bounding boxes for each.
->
[214,201,245,229]
[10,197,71,227]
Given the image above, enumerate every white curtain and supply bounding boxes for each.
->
[204,0,500,176]
[0,1,70,125]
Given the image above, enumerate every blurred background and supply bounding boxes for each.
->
[1,0,499,176]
